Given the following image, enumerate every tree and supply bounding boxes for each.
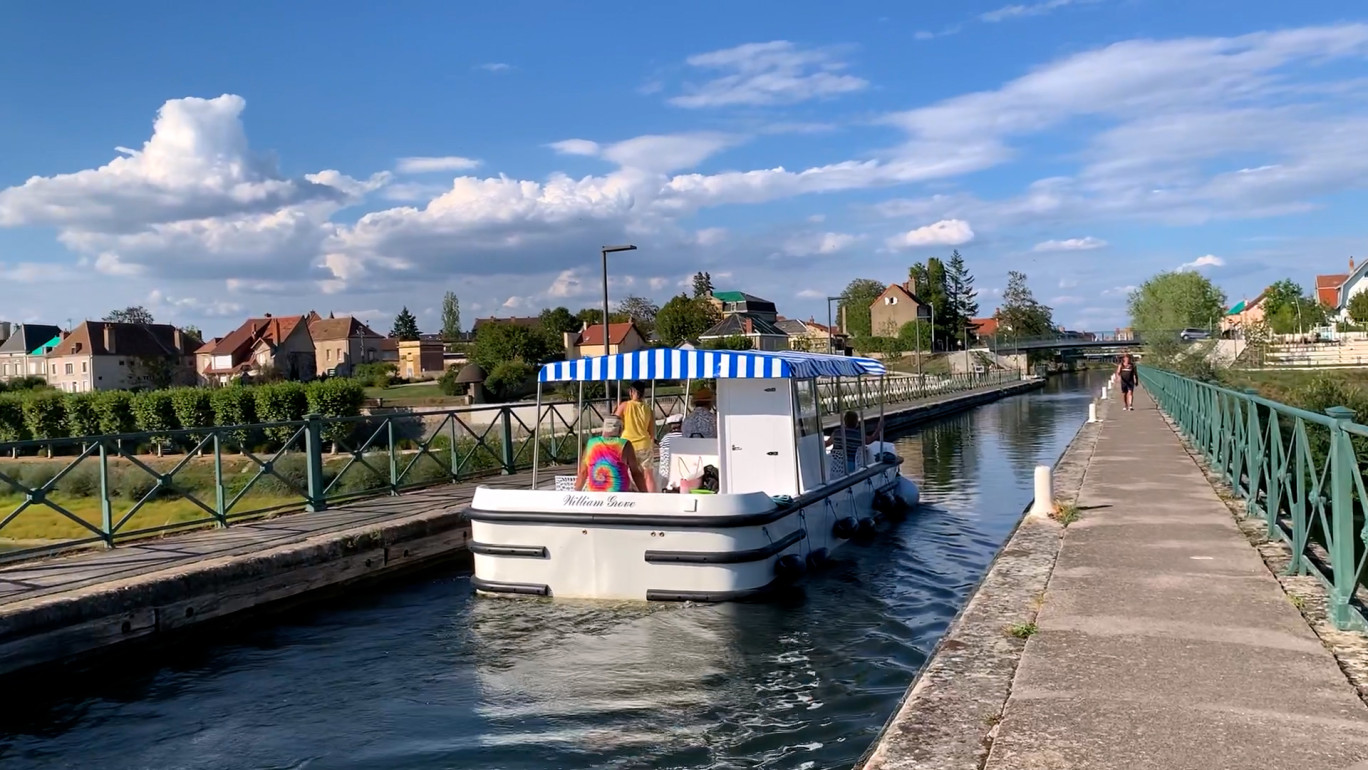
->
[1127,271,1226,339]
[946,251,979,349]
[104,306,155,325]
[390,307,421,341]
[618,295,660,336]
[182,325,203,343]
[440,292,461,343]
[898,320,932,351]
[692,271,714,299]
[701,335,753,351]
[1348,292,1368,325]
[909,259,953,349]
[471,322,559,370]
[575,307,628,327]
[998,271,1054,338]
[1261,279,1326,334]
[838,278,887,338]
[539,306,581,336]
[655,294,720,346]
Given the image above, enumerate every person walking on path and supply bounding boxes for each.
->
[1115,353,1138,411]
[616,380,658,492]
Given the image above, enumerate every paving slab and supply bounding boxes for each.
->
[984,389,1368,770]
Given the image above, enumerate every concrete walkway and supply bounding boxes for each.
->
[985,390,1368,769]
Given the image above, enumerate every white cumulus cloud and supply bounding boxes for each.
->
[885,219,975,250]
[395,156,482,173]
[1034,236,1107,252]
[669,41,869,108]
[548,139,601,156]
[1179,254,1225,271]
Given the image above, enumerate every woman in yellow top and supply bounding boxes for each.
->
[615,380,657,493]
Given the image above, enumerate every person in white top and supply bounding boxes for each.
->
[681,387,717,438]
[657,413,684,483]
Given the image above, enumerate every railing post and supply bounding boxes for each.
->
[213,432,228,527]
[387,419,399,493]
[98,441,113,548]
[500,406,515,475]
[1324,405,1357,630]
[303,413,328,512]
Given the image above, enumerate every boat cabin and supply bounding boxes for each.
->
[532,348,887,496]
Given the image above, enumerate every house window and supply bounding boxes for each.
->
[326,349,333,361]
[82,362,88,373]
[64,363,73,375]
[885,296,897,305]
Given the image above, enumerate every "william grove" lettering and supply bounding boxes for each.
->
[561,494,637,509]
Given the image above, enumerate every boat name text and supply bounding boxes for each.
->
[561,494,637,509]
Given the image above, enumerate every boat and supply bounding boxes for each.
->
[466,348,921,602]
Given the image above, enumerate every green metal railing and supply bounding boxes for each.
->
[1140,366,1368,630]
[0,371,1022,564]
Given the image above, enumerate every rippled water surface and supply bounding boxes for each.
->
[0,373,1101,770]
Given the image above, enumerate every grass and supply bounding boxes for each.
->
[1051,502,1081,527]
[1007,622,1038,640]
[1290,594,1307,611]
[885,353,955,376]
[0,490,305,543]
[363,381,456,406]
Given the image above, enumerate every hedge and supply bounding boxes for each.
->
[0,379,368,453]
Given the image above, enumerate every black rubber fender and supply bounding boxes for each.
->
[833,516,859,540]
[855,517,877,539]
[806,548,829,570]
[775,553,807,582]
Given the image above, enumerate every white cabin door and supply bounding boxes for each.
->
[718,379,798,496]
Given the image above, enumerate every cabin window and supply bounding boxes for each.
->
[794,379,822,437]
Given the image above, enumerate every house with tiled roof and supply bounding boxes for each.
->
[0,323,63,383]
[1315,258,1356,308]
[196,313,317,385]
[309,314,384,377]
[776,316,845,352]
[699,313,789,351]
[708,291,779,323]
[46,322,199,392]
[869,280,929,338]
[566,322,648,359]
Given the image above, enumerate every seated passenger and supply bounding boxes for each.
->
[681,387,717,438]
[576,415,650,492]
[658,413,684,485]
[831,410,885,475]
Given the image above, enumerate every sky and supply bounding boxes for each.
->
[2,0,1367,337]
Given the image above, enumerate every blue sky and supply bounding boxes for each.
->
[2,0,1367,336]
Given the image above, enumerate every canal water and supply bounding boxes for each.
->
[0,372,1102,770]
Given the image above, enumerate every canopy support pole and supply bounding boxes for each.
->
[857,376,867,469]
[576,381,585,477]
[532,382,543,490]
[878,374,887,447]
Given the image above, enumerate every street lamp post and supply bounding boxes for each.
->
[826,296,843,354]
[600,244,636,407]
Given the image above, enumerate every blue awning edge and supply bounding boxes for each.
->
[538,348,886,382]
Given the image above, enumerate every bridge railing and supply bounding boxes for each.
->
[1139,366,1368,630]
[0,371,1018,562]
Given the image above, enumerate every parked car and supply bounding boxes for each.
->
[1179,328,1210,341]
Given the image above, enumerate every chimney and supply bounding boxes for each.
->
[1352,257,1357,272]
[905,276,917,295]
[174,327,183,352]
[264,312,273,318]
[103,324,115,354]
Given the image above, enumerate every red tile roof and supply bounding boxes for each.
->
[205,315,308,358]
[49,322,198,358]
[971,317,1000,337]
[309,316,382,341]
[577,322,640,346]
[1316,274,1348,307]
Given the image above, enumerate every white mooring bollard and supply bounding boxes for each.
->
[1088,402,1099,423]
[1101,385,1108,400]
[1029,465,1056,517]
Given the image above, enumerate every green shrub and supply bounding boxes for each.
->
[17,463,58,491]
[170,387,215,435]
[7,376,49,392]
[251,453,317,497]
[485,360,535,402]
[131,390,178,451]
[254,382,309,445]
[57,464,102,497]
[307,378,365,448]
[112,468,158,501]
[64,392,102,440]
[22,391,68,445]
[211,386,257,449]
[439,365,465,397]
[95,391,136,436]
[335,461,388,495]
[355,362,397,389]
[0,395,27,445]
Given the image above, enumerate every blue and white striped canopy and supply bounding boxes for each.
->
[539,348,886,382]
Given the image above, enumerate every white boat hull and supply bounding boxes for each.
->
[467,460,917,602]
